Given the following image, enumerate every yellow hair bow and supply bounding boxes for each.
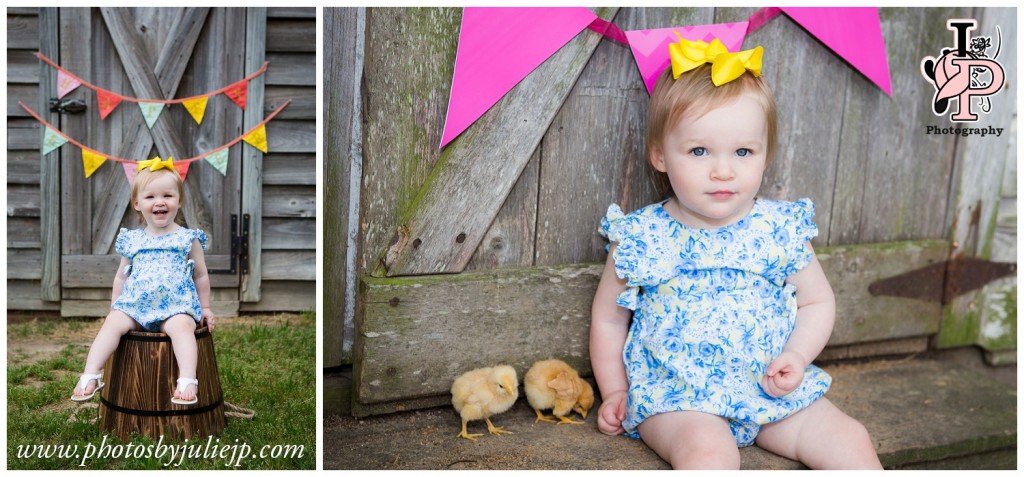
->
[137,156,175,172]
[668,33,763,86]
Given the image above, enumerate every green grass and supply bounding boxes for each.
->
[7,316,316,470]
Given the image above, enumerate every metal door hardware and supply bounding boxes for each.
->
[208,214,250,275]
[868,257,1016,304]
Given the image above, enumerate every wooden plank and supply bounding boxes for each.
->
[264,153,315,185]
[8,281,61,311]
[266,119,315,153]
[266,19,316,52]
[63,287,237,301]
[535,7,683,266]
[7,8,39,15]
[6,50,39,83]
[371,7,620,277]
[325,7,362,367]
[355,240,947,405]
[8,250,44,279]
[38,7,60,302]
[239,280,315,312]
[829,8,965,244]
[262,251,316,280]
[265,52,315,86]
[265,85,315,119]
[267,7,315,19]
[7,13,40,49]
[263,217,315,249]
[62,255,239,288]
[465,148,540,271]
[61,299,239,318]
[94,7,213,255]
[939,6,1017,356]
[7,118,42,150]
[8,140,40,185]
[8,217,41,248]
[8,184,41,217]
[7,84,38,117]
[262,185,315,218]
[240,6,268,303]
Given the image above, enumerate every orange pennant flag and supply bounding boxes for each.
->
[177,161,191,181]
[224,79,248,109]
[82,149,106,178]
[243,124,268,153]
[97,90,123,120]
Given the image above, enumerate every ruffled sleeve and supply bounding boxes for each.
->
[599,204,644,310]
[783,198,818,276]
[115,228,133,258]
[189,229,209,253]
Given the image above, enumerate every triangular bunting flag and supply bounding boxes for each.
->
[97,90,123,120]
[183,96,209,125]
[82,149,106,178]
[138,102,166,128]
[204,149,230,176]
[243,124,268,153]
[781,7,891,95]
[625,22,749,94]
[440,7,599,148]
[41,126,69,155]
[224,79,248,109]
[122,162,138,184]
[177,161,191,182]
[56,70,82,99]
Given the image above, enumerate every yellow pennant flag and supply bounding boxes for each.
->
[243,124,268,153]
[182,96,209,125]
[82,149,106,178]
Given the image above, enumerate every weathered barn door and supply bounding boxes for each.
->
[44,7,266,316]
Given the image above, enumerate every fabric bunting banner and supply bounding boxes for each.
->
[439,7,890,148]
[19,99,291,181]
[138,102,166,129]
[36,52,267,121]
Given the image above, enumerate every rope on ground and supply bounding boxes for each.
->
[224,401,255,420]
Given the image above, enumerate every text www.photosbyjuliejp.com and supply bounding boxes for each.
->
[14,435,305,468]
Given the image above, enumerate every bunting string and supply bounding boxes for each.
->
[20,99,289,167]
[36,52,269,105]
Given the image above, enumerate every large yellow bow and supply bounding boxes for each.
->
[668,33,763,86]
[137,156,175,172]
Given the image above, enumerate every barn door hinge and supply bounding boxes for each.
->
[868,257,1016,305]
[208,213,251,275]
[49,98,87,114]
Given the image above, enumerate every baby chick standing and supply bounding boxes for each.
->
[451,365,519,441]
[524,359,594,425]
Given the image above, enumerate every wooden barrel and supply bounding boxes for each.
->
[99,327,225,441]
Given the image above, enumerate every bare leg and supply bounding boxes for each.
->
[74,310,138,397]
[756,397,882,469]
[161,314,198,401]
[637,411,740,469]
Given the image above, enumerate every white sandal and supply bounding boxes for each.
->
[171,377,199,405]
[70,373,104,402]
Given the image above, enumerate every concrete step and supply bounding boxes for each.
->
[323,353,1016,470]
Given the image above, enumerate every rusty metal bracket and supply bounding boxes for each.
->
[868,258,1016,304]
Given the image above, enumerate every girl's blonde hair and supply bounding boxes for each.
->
[131,168,185,223]
[646,64,778,196]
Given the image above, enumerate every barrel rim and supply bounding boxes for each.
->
[125,327,211,342]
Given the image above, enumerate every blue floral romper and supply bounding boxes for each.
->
[600,198,832,446]
[112,227,207,332]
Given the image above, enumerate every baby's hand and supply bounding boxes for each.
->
[761,351,806,398]
[202,307,216,332]
[597,390,628,436]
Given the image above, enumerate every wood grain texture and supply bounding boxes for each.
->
[238,280,315,312]
[265,52,315,86]
[99,329,226,441]
[372,7,620,277]
[8,281,61,310]
[264,153,315,185]
[240,6,267,303]
[8,150,40,185]
[464,148,540,271]
[7,12,40,49]
[266,19,316,52]
[355,240,949,409]
[262,217,315,249]
[39,7,61,301]
[267,7,315,19]
[261,250,316,280]
[264,85,314,119]
[6,50,39,83]
[7,84,38,117]
[8,217,41,248]
[262,185,315,218]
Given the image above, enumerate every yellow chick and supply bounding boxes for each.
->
[451,365,519,441]
[524,359,595,425]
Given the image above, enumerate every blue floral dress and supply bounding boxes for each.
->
[112,227,207,332]
[600,198,831,446]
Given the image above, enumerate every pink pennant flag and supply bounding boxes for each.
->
[56,70,82,99]
[440,7,599,148]
[781,7,891,95]
[625,22,749,95]
[122,162,138,184]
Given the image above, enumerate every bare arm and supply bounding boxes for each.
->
[590,245,633,434]
[111,257,131,305]
[783,246,835,364]
[189,238,215,330]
